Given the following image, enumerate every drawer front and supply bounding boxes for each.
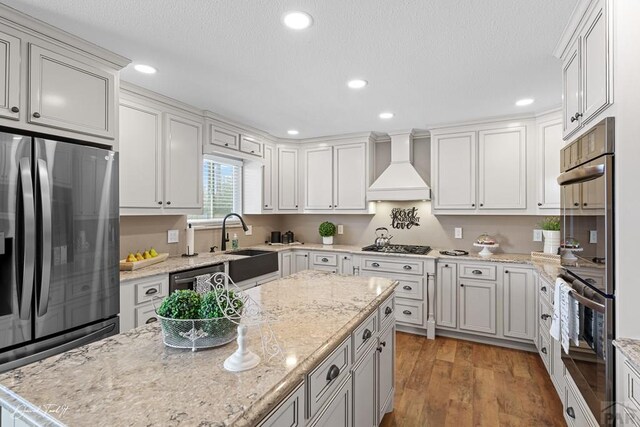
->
[626,360,640,423]
[379,296,395,331]
[352,310,378,363]
[361,257,423,275]
[538,330,551,375]
[395,299,424,327]
[212,127,239,149]
[312,252,338,267]
[539,299,553,335]
[307,337,351,419]
[135,276,169,305]
[312,265,338,274]
[240,136,263,157]
[564,380,596,427]
[135,303,159,327]
[539,276,553,306]
[394,276,424,301]
[459,263,497,281]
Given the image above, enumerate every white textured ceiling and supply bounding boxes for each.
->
[3,0,577,138]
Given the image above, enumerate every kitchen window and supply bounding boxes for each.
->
[189,155,242,226]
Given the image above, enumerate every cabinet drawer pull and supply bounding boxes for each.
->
[377,346,383,353]
[381,341,386,347]
[541,314,551,320]
[11,106,19,113]
[321,257,329,262]
[541,286,547,292]
[541,347,547,355]
[372,262,380,267]
[145,317,158,324]
[384,306,393,316]
[402,285,412,291]
[566,407,575,419]
[472,269,482,275]
[32,112,41,118]
[403,265,412,270]
[326,365,340,382]
[362,329,372,341]
[145,288,159,295]
[402,310,412,315]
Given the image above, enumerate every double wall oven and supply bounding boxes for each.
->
[557,117,614,425]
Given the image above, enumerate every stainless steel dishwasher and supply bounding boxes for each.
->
[169,263,225,293]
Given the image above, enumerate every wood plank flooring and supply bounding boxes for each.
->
[380,333,566,427]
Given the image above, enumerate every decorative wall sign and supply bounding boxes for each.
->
[390,207,420,229]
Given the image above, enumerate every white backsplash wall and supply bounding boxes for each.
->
[279,201,546,254]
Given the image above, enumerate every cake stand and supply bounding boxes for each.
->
[473,243,499,257]
[561,247,583,261]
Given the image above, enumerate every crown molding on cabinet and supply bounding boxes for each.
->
[552,0,599,60]
[0,3,130,69]
[428,111,550,134]
[121,81,204,118]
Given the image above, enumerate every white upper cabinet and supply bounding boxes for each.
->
[432,132,476,210]
[239,135,263,157]
[119,88,203,215]
[278,147,299,211]
[28,44,115,139]
[562,41,581,138]
[0,30,20,121]
[303,142,368,212]
[557,0,612,139]
[119,99,163,209]
[478,127,526,210]
[304,146,334,210]
[164,114,202,210]
[208,124,239,150]
[263,144,274,210]
[537,117,564,210]
[334,143,367,211]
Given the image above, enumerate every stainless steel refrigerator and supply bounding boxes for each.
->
[0,131,119,372]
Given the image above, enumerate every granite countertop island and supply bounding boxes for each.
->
[0,271,396,426]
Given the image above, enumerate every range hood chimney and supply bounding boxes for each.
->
[367,130,431,201]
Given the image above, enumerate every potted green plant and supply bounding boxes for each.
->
[538,216,561,254]
[319,221,337,245]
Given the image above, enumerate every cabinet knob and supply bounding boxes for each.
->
[471,203,475,207]
[384,306,393,316]
[158,201,162,205]
[32,112,41,118]
[541,314,551,320]
[575,113,583,119]
[10,106,19,113]
[321,257,328,262]
[251,150,255,153]
[583,203,588,207]
[402,310,412,315]
[403,265,412,270]
[403,285,412,291]
[377,346,383,353]
[541,347,547,355]
[480,203,484,207]
[334,205,337,208]
[381,341,386,347]
[264,204,268,207]
[295,205,298,208]
[224,143,229,146]
[570,116,577,123]
[166,201,171,205]
[541,286,547,292]
[460,283,464,287]
[304,254,307,257]
[329,205,332,208]
[444,264,449,268]
[574,202,579,207]
[372,262,380,267]
[538,202,542,206]
[566,407,576,419]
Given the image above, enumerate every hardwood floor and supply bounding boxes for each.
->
[380,333,566,427]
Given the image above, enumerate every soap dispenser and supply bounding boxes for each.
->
[232,233,239,250]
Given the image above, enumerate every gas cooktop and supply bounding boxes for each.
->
[361,244,432,255]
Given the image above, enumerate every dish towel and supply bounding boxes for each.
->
[551,277,580,354]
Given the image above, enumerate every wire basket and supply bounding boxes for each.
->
[157,313,241,350]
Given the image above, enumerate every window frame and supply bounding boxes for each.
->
[188,154,243,228]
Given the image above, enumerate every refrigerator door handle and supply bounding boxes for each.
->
[37,159,52,316]
[18,157,35,320]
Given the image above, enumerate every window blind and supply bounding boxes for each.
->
[189,155,242,223]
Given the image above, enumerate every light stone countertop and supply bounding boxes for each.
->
[0,271,397,427]
[614,338,640,373]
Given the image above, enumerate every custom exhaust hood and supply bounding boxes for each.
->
[367,131,431,201]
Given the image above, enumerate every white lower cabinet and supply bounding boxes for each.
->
[258,383,305,427]
[459,279,496,334]
[436,262,457,328]
[352,343,377,427]
[502,267,536,340]
[377,323,395,422]
[120,275,169,333]
[309,378,352,427]
[294,252,310,273]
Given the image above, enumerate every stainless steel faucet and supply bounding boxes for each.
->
[221,213,248,251]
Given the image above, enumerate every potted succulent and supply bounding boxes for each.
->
[319,221,337,245]
[539,216,561,254]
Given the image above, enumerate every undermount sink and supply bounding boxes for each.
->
[227,249,278,283]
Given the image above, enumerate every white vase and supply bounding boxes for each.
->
[543,230,561,255]
[322,236,334,245]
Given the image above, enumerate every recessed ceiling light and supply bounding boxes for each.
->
[379,112,394,119]
[283,11,313,30]
[347,79,368,89]
[515,98,534,106]
[134,64,157,74]
[287,129,299,136]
